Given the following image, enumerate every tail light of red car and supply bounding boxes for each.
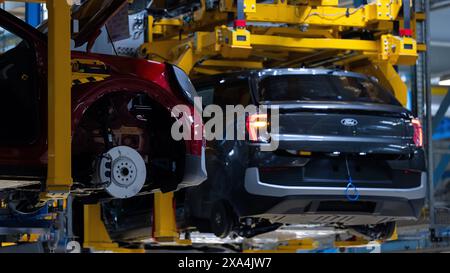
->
[246,113,270,143]
[188,106,205,156]
[412,118,423,148]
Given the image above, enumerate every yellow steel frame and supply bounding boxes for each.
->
[83,204,145,253]
[152,191,191,245]
[140,0,420,106]
[2,0,73,199]
[243,238,320,253]
[149,0,405,34]
[240,0,403,28]
[83,192,190,249]
[153,192,178,242]
[142,32,414,104]
[45,0,73,197]
[170,1,417,98]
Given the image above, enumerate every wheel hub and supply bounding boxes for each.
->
[112,157,137,187]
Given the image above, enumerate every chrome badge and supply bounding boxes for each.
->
[341,118,358,127]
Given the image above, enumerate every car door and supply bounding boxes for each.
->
[0,9,47,175]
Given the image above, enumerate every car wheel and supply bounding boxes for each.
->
[377,221,396,241]
[210,201,235,238]
[349,221,396,241]
[72,93,184,198]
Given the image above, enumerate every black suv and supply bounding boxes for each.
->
[182,69,426,240]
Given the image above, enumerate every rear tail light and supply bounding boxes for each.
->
[412,118,423,148]
[246,113,269,142]
[188,107,205,156]
[189,138,204,156]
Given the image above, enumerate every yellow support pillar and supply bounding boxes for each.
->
[376,61,408,107]
[83,204,145,253]
[244,239,320,253]
[147,15,154,43]
[83,204,116,250]
[153,192,179,242]
[45,0,73,197]
[353,61,408,107]
[175,45,199,75]
[334,237,370,247]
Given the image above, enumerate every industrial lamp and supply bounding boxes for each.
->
[439,75,450,86]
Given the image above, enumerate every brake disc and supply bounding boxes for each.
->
[96,146,147,199]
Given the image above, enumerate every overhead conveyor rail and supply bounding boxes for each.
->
[140,0,423,108]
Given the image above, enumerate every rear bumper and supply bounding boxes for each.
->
[240,167,425,225]
[244,167,426,200]
[177,148,207,190]
[248,147,425,189]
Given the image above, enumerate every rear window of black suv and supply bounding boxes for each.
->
[258,74,401,106]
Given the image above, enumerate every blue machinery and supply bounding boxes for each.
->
[25,3,41,27]
[432,89,450,189]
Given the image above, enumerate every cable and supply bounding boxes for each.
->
[105,25,119,56]
[300,4,366,22]
[344,156,360,201]
[146,0,154,10]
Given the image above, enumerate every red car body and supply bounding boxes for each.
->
[0,7,206,194]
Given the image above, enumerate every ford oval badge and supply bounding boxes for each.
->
[341,118,358,127]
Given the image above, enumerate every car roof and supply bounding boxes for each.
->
[193,68,370,85]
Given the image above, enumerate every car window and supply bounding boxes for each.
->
[258,74,401,106]
[197,86,215,106]
[0,26,39,144]
[0,27,23,54]
[214,79,251,107]
[195,79,251,108]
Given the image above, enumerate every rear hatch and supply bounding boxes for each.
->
[72,0,128,47]
[255,71,415,155]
